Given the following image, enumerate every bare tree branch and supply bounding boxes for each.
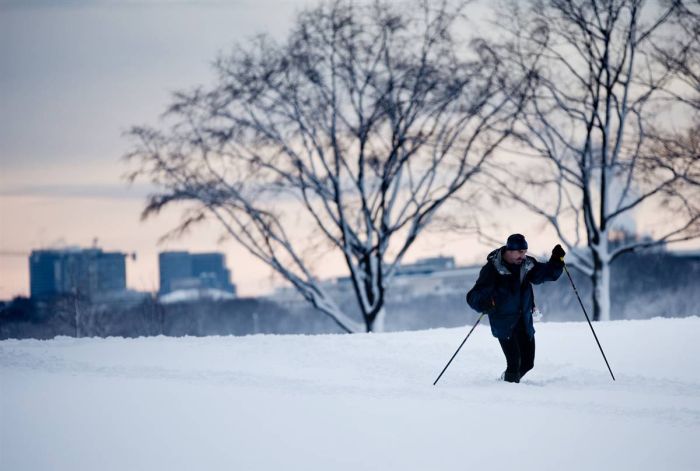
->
[125,0,524,332]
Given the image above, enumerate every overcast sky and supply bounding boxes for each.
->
[0,0,303,178]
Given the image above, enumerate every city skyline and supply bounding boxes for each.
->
[1,235,491,299]
[23,245,237,301]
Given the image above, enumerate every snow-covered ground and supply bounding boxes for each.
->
[2,317,699,471]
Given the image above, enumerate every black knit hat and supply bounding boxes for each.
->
[506,233,528,251]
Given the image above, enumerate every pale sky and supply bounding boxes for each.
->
[0,0,498,299]
[1,0,696,300]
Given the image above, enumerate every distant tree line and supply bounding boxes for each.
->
[2,251,697,339]
[0,295,341,340]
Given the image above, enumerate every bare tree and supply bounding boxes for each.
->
[125,0,526,332]
[480,0,700,321]
[652,0,700,111]
[650,0,700,178]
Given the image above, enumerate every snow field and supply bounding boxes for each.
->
[1,317,699,471]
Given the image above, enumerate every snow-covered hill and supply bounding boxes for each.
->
[2,317,699,471]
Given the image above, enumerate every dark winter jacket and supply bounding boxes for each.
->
[466,247,563,339]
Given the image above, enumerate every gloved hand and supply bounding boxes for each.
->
[481,297,496,314]
[551,244,566,263]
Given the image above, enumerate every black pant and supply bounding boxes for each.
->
[498,316,535,383]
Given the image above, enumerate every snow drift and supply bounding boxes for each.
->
[1,317,699,471]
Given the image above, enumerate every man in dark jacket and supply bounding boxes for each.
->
[466,234,566,383]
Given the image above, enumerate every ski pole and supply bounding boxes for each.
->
[563,263,616,381]
[433,313,485,386]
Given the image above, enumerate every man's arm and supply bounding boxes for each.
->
[528,244,565,285]
[466,264,497,313]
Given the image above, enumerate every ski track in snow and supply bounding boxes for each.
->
[2,317,699,471]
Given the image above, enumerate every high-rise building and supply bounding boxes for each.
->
[159,251,236,295]
[29,248,127,299]
[158,251,192,294]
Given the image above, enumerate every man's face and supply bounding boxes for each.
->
[503,249,527,265]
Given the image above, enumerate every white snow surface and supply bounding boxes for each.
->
[2,317,699,471]
[159,288,236,304]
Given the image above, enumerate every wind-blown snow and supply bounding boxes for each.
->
[2,317,699,471]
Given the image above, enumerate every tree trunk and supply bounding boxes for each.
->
[369,307,386,333]
[591,253,611,322]
[74,296,81,338]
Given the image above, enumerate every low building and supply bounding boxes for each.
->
[159,251,236,297]
[267,256,480,305]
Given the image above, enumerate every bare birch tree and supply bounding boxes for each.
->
[480,0,700,321]
[652,0,700,111]
[651,0,700,167]
[125,0,526,332]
